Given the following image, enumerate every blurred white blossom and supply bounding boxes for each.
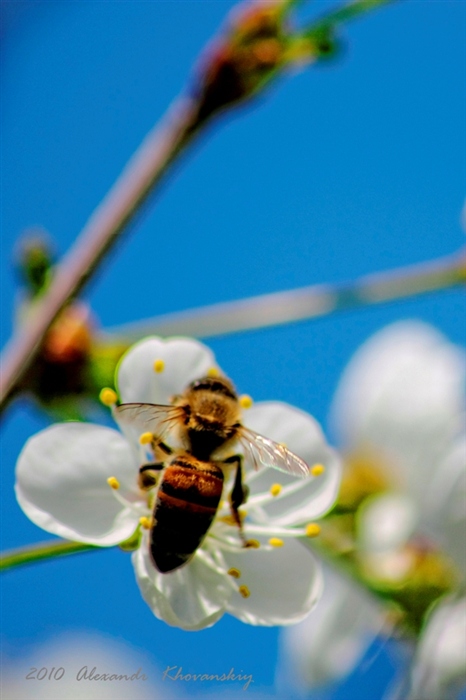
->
[280,321,466,690]
[278,566,384,690]
[408,596,466,700]
[1,632,169,700]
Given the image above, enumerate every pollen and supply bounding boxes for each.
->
[228,567,241,579]
[207,366,219,377]
[245,539,260,549]
[107,476,120,490]
[99,387,117,406]
[269,537,284,547]
[305,523,321,538]
[153,359,165,373]
[139,516,151,530]
[239,394,253,409]
[311,464,325,476]
[270,483,282,497]
[139,432,153,445]
[239,585,250,598]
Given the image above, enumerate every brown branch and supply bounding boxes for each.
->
[0,97,202,411]
[101,252,466,341]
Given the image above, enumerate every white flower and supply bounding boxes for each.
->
[15,337,341,631]
[336,322,466,577]
[408,596,466,700]
[279,321,466,688]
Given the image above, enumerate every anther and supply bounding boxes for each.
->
[139,516,151,530]
[239,585,250,598]
[239,395,253,409]
[153,359,165,373]
[305,523,321,538]
[269,537,284,547]
[107,476,120,490]
[270,483,282,497]
[228,567,241,579]
[207,366,219,377]
[139,432,153,445]
[100,388,117,406]
[311,464,325,476]
[245,539,260,549]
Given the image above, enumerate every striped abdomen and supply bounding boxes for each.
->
[150,458,224,573]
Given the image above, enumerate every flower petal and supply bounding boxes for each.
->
[427,433,466,577]
[410,596,466,700]
[358,493,419,554]
[243,402,341,525]
[223,537,322,626]
[117,336,219,404]
[15,423,140,545]
[331,322,466,499]
[132,537,232,631]
[278,566,382,689]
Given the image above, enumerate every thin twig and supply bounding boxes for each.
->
[0,98,202,411]
[102,252,466,342]
[0,0,397,414]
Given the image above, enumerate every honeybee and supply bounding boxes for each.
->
[115,375,310,573]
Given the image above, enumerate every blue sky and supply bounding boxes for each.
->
[1,1,465,698]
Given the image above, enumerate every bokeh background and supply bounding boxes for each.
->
[1,1,465,698]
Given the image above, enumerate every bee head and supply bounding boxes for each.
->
[182,375,241,459]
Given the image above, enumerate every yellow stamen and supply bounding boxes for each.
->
[239,394,253,409]
[270,483,282,497]
[99,388,117,406]
[311,463,325,476]
[239,585,250,598]
[220,509,247,526]
[207,366,219,377]
[269,537,284,547]
[139,432,153,445]
[107,476,120,490]
[139,516,151,530]
[305,523,321,538]
[153,359,165,373]
[279,442,287,449]
[227,567,241,579]
[245,539,260,549]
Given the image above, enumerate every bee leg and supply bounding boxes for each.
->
[138,462,165,491]
[152,439,172,456]
[224,456,250,547]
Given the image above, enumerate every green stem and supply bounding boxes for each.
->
[308,0,397,33]
[0,540,100,572]
[102,251,465,342]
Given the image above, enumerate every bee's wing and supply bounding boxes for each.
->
[115,403,183,439]
[239,427,310,478]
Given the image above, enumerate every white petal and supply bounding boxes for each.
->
[15,423,140,545]
[223,537,322,626]
[278,566,382,689]
[243,402,341,525]
[427,433,466,577]
[331,322,466,499]
[117,336,219,404]
[358,493,419,553]
[132,537,232,631]
[410,596,466,699]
